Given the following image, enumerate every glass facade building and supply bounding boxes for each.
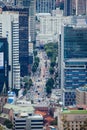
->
[0,38,8,93]
[6,7,29,77]
[61,17,87,106]
[64,26,87,59]
[36,0,56,13]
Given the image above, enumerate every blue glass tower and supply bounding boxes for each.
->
[61,16,87,106]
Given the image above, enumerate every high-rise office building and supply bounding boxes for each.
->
[5,7,29,77]
[29,0,36,42]
[0,11,20,89]
[36,0,56,13]
[76,0,87,15]
[61,16,87,106]
[64,0,75,16]
[0,7,29,89]
[0,38,8,93]
[15,0,36,42]
[64,0,87,16]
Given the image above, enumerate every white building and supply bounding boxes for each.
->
[4,101,43,130]
[36,8,71,44]
[0,11,20,89]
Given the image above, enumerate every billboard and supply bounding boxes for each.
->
[0,52,4,69]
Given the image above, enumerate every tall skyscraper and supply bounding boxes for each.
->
[0,38,8,93]
[0,7,29,89]
[15,0,36,42]
[76,0,87,15]
[5,7,29,77]
[64,0,75,16]
[29,0,36,42]
[60,16,87,106]
[36,0,56,13]
[0,11,20,89]
[64,0,87,16]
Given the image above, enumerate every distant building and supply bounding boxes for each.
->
[64,0,75,16]
[29,0,36,42]
[64,0,87,16]
[76,86,87,105]
[36,0,56,13]
[15,0,36,42]
[60,16,87,106]
[36,8,71,44]
[76,0,87,15]
[0,38,8,93]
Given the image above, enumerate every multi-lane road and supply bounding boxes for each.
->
[27,49,50,105]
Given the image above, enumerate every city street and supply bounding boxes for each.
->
[27,49,50,105]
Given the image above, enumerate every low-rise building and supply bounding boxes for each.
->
[0,102,44,130]
[13,113,43,130]
[58,107,87,130]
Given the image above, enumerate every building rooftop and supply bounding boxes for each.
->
[62,110,87,114]
[0,113,8,119]
[28,114,43,119]
[77,86,87,92]
[3,103,34,113]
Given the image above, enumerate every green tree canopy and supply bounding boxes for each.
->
[50,61,56,67]
[46,85,51,94]
[46,78,54,94]
[49,67,55,75]
[33,50,37,56]
[46,78,54,88]
[44,42,58,62]
[35,57,40,63]
[32,64,37,73]
[4,119,13,129]
[46,49,53,58]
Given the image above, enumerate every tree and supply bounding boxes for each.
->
[34,61,39,68]
[35,57,40,63]
[23,76,33,90]
[46,85,51,94]
[46,78,54,94]
[49,67,55,75]
[4,119,13,129]
[46,78,54,88]
[46,49,53,58]
[50,61,56,67]
[33,50,37,56]
[28,79,33,87]
[32,63,37,73]
[44,42,58,62]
